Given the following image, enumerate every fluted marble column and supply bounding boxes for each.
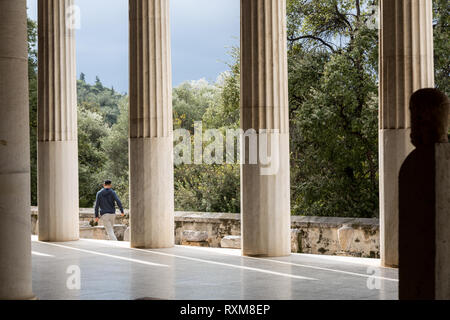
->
[379,0,434,267]
[38,0,79,241]
[129,0,174,248]
[0,0,34,299]
[240,0,291,257]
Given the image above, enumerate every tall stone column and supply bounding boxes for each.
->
[129,0,174,248]
[379,0,434,267]
[240,0,291,257]
[0,0,34,299]
[38,0,79,241]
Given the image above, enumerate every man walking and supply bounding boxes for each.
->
[94,180,125,241]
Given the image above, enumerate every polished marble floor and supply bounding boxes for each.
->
[31,236,398,300]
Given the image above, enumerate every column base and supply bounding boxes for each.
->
[0,173,34,301]
[38,141,80,242]
[243,252,291,258]
[241,133,291,258]
[379,129,414,268]
[129,137,175,249]
[0,294,37,301]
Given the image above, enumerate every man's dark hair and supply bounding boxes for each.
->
[104,180,112,186]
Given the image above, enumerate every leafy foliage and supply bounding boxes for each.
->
[288,0,380,218]
[173,79,218,132]
[287,0,448,218]
[75,60,242,213]
[99,98,130,208]
[77,105,110,207]
[77,76,124,126]
[173,52,241,213]
[77,78,128,208]
[434,0,450,96]
[202,47,241,129]
[28,18,38,206]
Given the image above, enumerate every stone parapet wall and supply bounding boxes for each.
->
[31,207,379,258]
[175,212,241,248]
[291,216,379,258]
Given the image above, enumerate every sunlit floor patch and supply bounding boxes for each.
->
[32,251,55,258]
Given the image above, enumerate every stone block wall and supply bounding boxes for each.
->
[291,216,380,258]
[174,212,241,248]
[31,207,379,258]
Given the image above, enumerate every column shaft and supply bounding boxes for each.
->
[0,0,34,299]
[38,0,79,241]
[379,0,434,267]
[129,0,174,248]
[240,0,291,257]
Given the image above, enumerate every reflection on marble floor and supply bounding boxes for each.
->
[31,236,398,300]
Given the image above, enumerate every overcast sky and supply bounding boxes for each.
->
[27,0,240,93]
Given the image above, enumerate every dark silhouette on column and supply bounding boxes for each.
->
[399,88,450,300]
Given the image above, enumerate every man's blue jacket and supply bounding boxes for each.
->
[94,188,124,218]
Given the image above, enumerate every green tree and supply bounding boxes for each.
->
[287,0,379,218]
[99,97,130,208]
[77,75,122,126]
[174,164,240,213]
[78,105,111,208]
[75,77,129,207]
[203,47,241,129]
[174,51,241,213]
[434,0,450,96]
[173,79,218,132]
[287,0,448,217]
[28,18,38,206]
